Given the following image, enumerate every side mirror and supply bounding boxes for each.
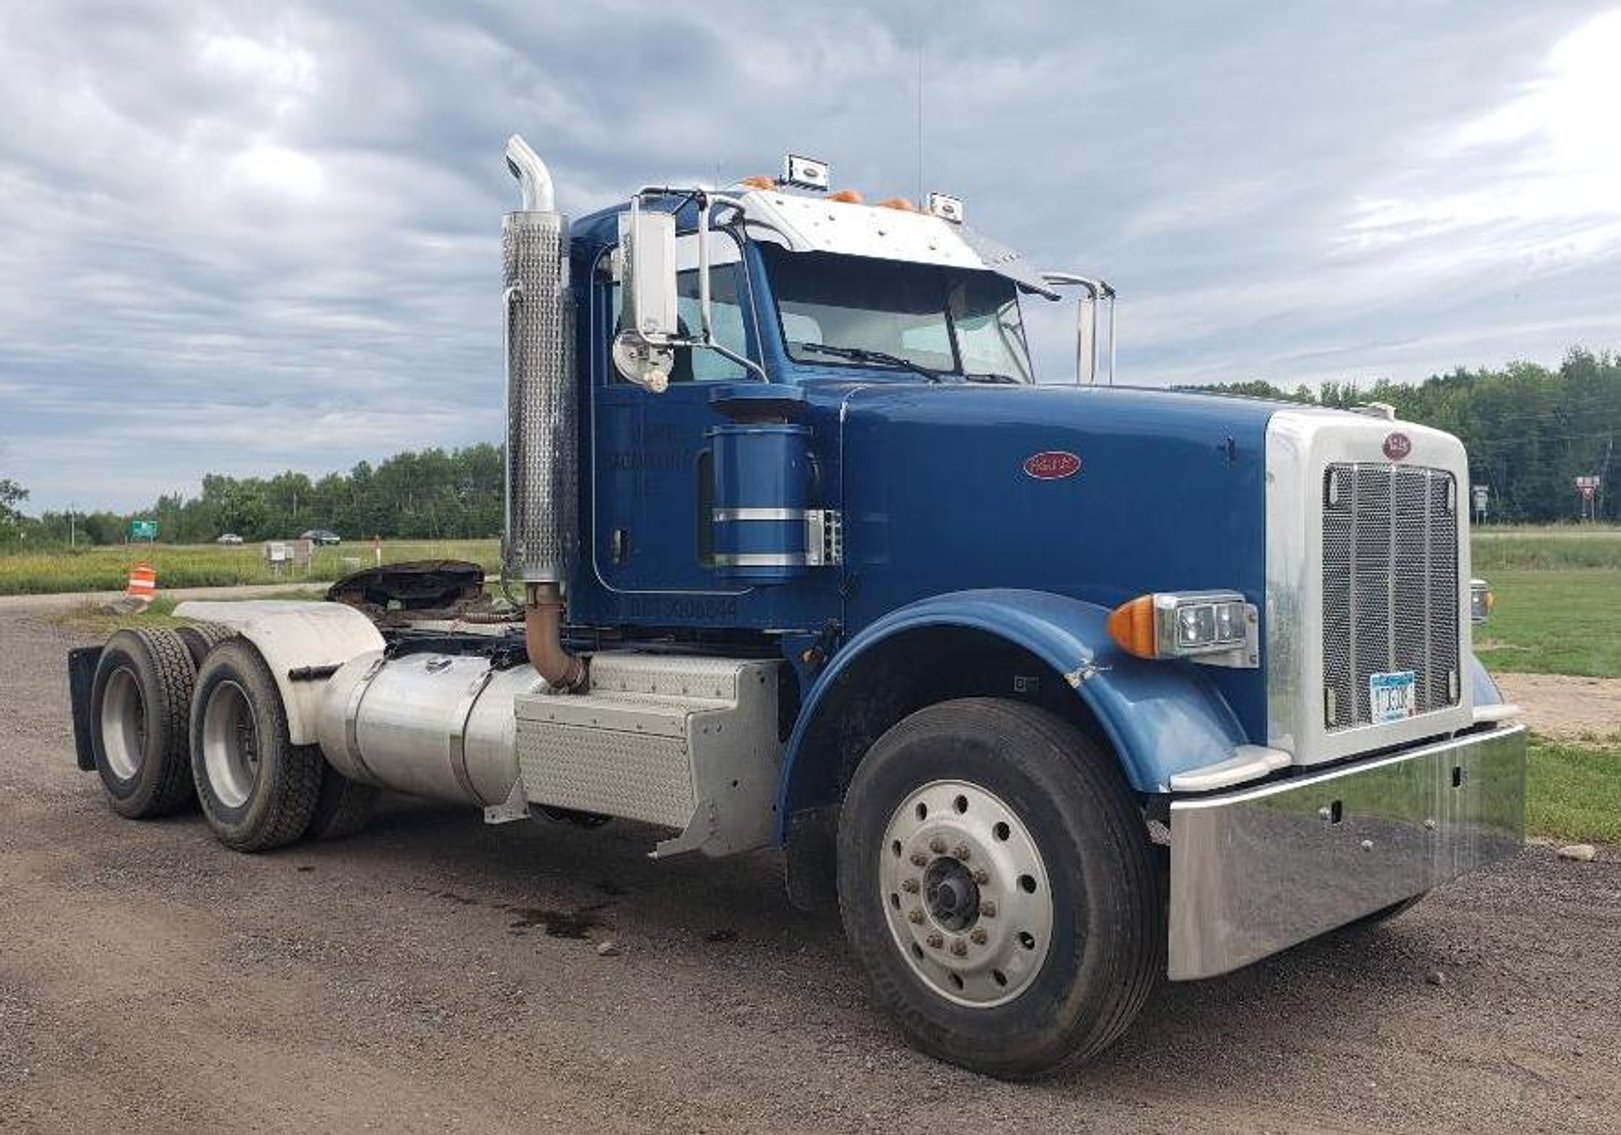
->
[613,204,679,392]
[1040,273,1116,386]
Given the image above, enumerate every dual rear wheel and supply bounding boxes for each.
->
[88,628,376,849]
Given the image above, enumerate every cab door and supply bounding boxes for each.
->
[591,229,760,593]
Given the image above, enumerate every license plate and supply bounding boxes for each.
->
[1369,670,1416,724]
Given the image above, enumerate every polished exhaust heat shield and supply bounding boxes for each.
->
[502,135,576,584]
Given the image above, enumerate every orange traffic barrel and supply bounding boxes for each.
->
[126,562,157,602]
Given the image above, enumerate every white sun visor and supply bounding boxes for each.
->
[731,190,1059,300]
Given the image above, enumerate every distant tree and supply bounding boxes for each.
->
[0,478,28,541]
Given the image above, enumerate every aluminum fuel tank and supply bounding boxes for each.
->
[316,651,547,806]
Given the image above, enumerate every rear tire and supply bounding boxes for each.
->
[305,759,379,841]
[175,621,238,667]
[89,629,198,818]
[837,698,1161,1080]
[190,640,321,851]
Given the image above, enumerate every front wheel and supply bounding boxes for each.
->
[837,698,1161,1079]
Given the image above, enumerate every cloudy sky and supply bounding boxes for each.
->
[2,0,1619,512]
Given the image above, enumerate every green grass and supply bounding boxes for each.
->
[1528,733,1621,844]
[0,539,500,596]
[1474,567,1621,678]
[1473,525,1621,571]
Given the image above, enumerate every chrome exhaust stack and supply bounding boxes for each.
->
[502,134,585,690]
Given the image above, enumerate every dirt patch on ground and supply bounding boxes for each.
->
[3,607,1620,1133]
[1493,672,1621,739]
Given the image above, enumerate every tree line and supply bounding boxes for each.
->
[3,444,504,547]
[1186,349,1619,523]
[2,349,1617,547]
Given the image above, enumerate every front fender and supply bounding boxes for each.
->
[776,588,1249,837]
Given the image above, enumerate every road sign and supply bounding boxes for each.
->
[129,519,158,540]
[1471,485,1489,510]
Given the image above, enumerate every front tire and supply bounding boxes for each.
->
[837,698,1160,1079]
[190,640,321,851]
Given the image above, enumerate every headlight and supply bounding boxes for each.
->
[1107,590,1259,668]
[1470,578,1493,625]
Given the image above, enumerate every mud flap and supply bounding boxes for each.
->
[67,646,102,771]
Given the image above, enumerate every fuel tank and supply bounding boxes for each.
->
[315,652,548,806]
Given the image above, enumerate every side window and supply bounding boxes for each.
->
[604,231,750,383]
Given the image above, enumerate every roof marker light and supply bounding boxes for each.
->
[828,189,864,204]
[927,191,965,223]
[782,154,830,191]
[877,197,917,212]
[738,175,775,190]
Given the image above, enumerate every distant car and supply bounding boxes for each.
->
[300,529,341,546]
[215,533,244,545]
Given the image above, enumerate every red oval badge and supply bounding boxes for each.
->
[1382,432,1412,461]
[1023,451,1082,480]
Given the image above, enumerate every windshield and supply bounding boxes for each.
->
[760,246,1034,383]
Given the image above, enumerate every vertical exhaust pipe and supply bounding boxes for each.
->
[502,134,585,691]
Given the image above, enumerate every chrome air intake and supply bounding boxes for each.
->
[502,134,576,585]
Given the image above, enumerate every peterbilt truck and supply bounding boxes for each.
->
[67,135,1525,1079]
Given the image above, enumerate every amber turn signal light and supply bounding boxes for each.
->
[1107,595,1158,659]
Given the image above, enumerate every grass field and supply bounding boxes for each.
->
[1475,568,1621,678]
[0,539,500,596]
[1528,734,1621,845]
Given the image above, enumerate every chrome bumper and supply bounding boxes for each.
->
[1168,723,1526,980]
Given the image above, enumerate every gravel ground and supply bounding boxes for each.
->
[2,607,1619,1134]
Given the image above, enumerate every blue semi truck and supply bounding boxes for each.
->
[69,136,1525,1078]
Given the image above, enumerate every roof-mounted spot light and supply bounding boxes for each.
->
[782,154,830,192]
[927,191,964,223]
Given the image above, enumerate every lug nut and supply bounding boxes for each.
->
[970,928,988,945]
[901,878,920,894]
[926,933,943,949]
[929,837,947,855]
[910,852,929,867]
[980,901,997,918]
[908,909,925,924]
[950,939,968,957]
[953,844,970,861]
[972,869,989,886]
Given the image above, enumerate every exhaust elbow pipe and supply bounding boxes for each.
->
[523,583,586,691]
[505,134,555,213]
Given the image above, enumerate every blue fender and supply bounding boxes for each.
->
[775,588,1250,839]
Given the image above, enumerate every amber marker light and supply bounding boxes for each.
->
[1107,590,1259,667]
[877,197,917,211]
[1107,594,1158,659]
[739,175,775,189]
[828,189,864,204]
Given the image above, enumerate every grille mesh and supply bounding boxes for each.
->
[1321,463,1459,730]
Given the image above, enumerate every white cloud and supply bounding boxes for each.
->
[0,0,1616,510]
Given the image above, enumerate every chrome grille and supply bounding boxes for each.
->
[1321,464,1459,730]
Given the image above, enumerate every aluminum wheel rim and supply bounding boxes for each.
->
[879,779,1054,1008]
[201,679,260,809]
[100,667,145,781]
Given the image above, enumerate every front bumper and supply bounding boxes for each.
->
[1168,723,1526,980]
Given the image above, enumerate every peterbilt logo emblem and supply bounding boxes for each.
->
[1382,432,1412,461]
[1023,451,1082,480]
